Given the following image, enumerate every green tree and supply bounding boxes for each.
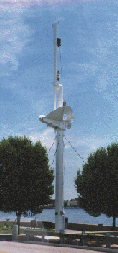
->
[75,143,118,230]
[0,136,54,234]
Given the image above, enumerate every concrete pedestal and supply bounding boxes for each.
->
[12,225,18,241]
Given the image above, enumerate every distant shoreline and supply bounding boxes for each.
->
[43,206,80,209]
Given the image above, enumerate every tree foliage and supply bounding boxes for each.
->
[0,136,54,215]
[75,143,118,229]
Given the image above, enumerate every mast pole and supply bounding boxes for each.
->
[39,22,74,233]
[53,22,57,110]
[53,22,65,233]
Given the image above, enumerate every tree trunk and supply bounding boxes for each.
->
[16,211,21,235]
[113,215,116,230]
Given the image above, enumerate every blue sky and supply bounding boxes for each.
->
[0,0,118,200]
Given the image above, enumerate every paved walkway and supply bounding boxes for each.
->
[0,242,110,253]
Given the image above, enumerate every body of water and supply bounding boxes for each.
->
[0,208,117,226]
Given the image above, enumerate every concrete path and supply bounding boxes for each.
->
[0,242,109,253]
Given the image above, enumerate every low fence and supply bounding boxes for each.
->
[25,229,60,242]
[24,222,118,248]
[1,220,118,248]
[24,228,118,248]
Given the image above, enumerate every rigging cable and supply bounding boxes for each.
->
[65,137,85,163]
[48,137,56,153]
[50,141,59,169]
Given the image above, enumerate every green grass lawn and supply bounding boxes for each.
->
[0,222,55,234]
[0,222,25,234]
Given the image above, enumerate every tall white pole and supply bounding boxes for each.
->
[53,22,65,233]
[55,129,65,232]
[39,22,74,234]
[53,22,57,111]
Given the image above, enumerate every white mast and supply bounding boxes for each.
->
[53,22,65,233]
[53,22,57,110]
[39,22,74,233]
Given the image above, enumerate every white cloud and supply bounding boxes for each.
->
[0,123,17,140]
[0,0,103,10]
[29,128,55,148]
[0,15,32,75]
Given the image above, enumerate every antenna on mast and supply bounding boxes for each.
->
[53,22,57,88]
[53,22,61,110]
